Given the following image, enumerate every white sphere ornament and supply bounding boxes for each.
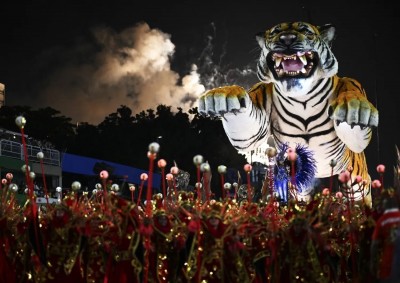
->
[170,166,179,175]
[9,183,18,193]
[148,142,160,154]
[21,165,30,173]
[95,183,102,190]
[218,165,227,174]
[37,152,44,160]
[129,185,136,192]
[56,187,62,193]
[224,182,231,190]
[200,163,210,172]
[71,181,81,191]
[193,155,204,166]
[111,184,119,192]
[15,116,26,129]
[29,172,36,180]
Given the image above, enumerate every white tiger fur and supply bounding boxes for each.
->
[198,22,379,205]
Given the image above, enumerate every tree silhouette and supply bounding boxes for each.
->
[0,105,74,150]
[0,104,248,197]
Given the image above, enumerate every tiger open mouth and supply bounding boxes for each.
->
[270,51,316,78]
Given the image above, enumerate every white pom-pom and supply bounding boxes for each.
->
[21,165,30,173]
[15,116,26,129]
[223,182,231,190]
[218,165,227,174]
[9,183,18,193]
[148,142,160,154]
[193,155,204,166]
[170,166,179,175]
[29,172,36,180]
[200,163,210,172]
[71,181,81,191]
[111,184,119,191]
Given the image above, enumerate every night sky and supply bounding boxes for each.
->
[0,0,399,185]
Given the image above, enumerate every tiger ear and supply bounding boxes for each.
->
[318,24,336,47]
[255,31,265,48]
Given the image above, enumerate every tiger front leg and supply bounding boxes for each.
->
[198,84,270,151]
[198,85,249,117]
[329,90,379,153]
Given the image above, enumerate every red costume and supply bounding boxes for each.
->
[371,199,400,281]
[103,196,142,283]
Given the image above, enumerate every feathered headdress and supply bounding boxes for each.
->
[274,142,317,200]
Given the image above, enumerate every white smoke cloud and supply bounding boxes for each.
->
[195,22,258,92]
[31,22,205,125]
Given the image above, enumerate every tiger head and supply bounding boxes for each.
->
[256,22,338,96]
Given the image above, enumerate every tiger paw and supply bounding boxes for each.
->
[328,91,379,128]
[198,85,248,117]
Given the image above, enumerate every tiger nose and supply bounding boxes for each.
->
[279,33,297,45]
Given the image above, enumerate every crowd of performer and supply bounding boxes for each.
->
[1,170,400,283]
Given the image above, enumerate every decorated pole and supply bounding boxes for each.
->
[129,184,136,203]
[200,162,211,202]
[218,165,227,200]
[287,147,297,202]
[37,151,49,205]
[15,115,43,267]
[157,159,167,201]
[266,146,277,203]
[329,159,337,193]
[99,170,109,212]
[244,164,252,203]
[137,173,148,207]
[146,142,159,215]
[170,164,179,202]
[193,155,204,205]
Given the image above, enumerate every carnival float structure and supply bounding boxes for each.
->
[0,115,399,283]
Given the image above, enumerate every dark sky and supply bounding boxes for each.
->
[0,0,399,184]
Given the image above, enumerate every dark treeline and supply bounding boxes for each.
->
[0,104,248,197]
